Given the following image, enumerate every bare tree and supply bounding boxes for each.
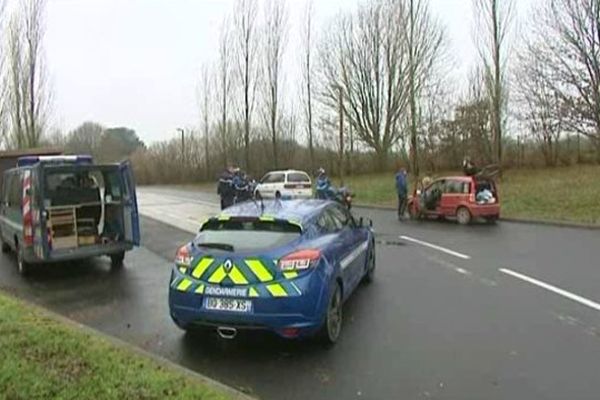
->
[22,0,49,147]
[318,1,443,172]
[3,0,50,149]
[217,18,232,168]
[233,0,259,172]
[318,4,404,172]
[262,0,287,168]
[198,64,213,179]
[0,0,8,145]
[406,0,444,180]
[526,0,600,162]
[515,38,563,166]
[473,0,514,164]
[65,121,104,156]
[301,0,315,171]
[6,11,25,147]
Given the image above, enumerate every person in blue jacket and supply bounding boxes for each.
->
[395,168,408,220]
[315,168,333,200]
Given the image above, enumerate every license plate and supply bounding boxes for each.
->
[204,297,252,313]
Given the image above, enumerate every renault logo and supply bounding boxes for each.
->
[224,259,233,273]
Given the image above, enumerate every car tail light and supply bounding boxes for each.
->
[469,193,476,203]
[175,245,193,268]
[280,327,300,338]
[278,249,321,271]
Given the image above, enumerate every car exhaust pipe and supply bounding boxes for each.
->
[216,326,237,340]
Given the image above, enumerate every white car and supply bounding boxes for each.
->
[255,170,313,199]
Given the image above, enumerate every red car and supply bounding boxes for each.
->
[407,176,500,225]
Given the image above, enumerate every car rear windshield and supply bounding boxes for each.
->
[197,219,301,252]
[287,172,311,183]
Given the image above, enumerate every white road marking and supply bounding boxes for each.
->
[400,235,471,260]
[500,268,600,312]
[455,267,471,275]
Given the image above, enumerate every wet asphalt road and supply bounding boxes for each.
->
[1,187,600,399]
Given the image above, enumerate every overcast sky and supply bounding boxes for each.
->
[43,0,535,144]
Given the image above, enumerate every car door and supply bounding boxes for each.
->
[259,172,285,198]
[440,179,462,215]
[315,209,353,292]
[120,161,140,246]
[328,205,368,292]
[423,180,444,213]
[0,172,13,245]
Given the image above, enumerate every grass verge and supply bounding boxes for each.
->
[341,165,600,225]
[0,291,233,400]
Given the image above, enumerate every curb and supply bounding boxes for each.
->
[1,290,256,400]
[499,217,600,230]
[354,204,600,230]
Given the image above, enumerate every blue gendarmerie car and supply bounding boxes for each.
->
[168,199,375,343]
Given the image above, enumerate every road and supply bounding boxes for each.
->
[1,186,599,399]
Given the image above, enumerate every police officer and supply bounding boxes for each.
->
[315,168,333,200]
[218,166,235,209]
[233,170,252,203]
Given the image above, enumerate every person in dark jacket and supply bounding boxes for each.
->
[395,168,408,220]
[315,168,333,200]
[217,166,235,209]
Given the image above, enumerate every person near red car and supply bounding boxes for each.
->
[395,168,408,220]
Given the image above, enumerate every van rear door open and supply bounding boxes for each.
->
[40,163,140,256]
[120,161,140,246]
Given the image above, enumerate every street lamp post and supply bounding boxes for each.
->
[177,128,185,168]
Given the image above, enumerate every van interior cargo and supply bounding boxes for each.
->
[43,166,126,251]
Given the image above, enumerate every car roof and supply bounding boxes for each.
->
[219,199,330,225]
[434,176,473,182]
[263,169,310,175]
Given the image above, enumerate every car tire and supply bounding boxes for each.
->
[362,244,376,284]
[17,247,31,276]
[110,252,125,270]
[1,238,10,253]
[319,283,343,345]
[485,215,499,224]
[456,207,472,225]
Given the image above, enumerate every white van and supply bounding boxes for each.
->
[254,170,313,199]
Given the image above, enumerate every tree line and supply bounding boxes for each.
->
[133,0,600,185]
[2,0,600,185]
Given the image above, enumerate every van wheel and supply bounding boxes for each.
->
[17,248,31,276]
[456,207,472,225]
[110,252,125,270]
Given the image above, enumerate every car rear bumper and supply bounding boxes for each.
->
[469,203,500,217]
[168,270,331,338]
[23,242,133,264]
